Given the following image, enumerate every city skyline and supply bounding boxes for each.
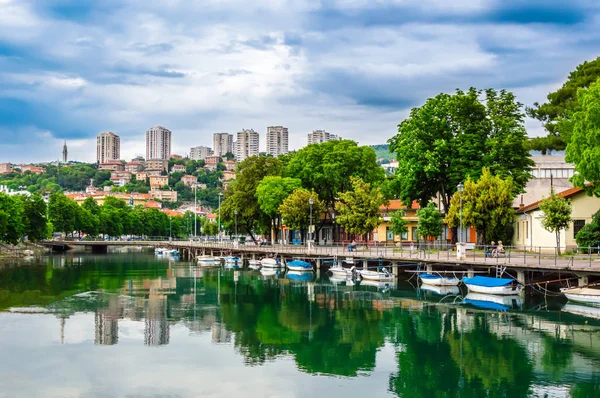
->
[1,1,600,163]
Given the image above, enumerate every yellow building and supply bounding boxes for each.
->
[150,175,169,188]
[514,187,600,252]
[373,200,420,243]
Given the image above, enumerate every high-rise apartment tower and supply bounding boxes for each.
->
[190,145,213,161]
[213,133,234,157]
[266,126,288,157]
[97,132,121,164]
[307,130,338,145]
[146,126,172,160]
[236,129,259,162]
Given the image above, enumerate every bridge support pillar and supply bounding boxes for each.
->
[516,271,526,285]
[316,258,321,269]
[467,268,475,278]
[392,263,399,276]
[426,264,433,272]
[363,260,368,270]
[578,275,589,287]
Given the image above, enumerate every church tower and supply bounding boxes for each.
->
[62,141,68,163]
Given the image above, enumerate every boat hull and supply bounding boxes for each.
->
[260,258,280,268]
[287,266,313,272]
[359,270,394,282]
[464,283,522,295]
[563,292,600,305]
[329,267,353,277]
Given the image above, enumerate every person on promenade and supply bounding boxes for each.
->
[348,240,357,252]
[493,241,505,257]
[487,241,496,258]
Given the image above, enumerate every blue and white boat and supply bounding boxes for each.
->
[419,273,460,286]
[462,276,522,295]
[286,260,313,272]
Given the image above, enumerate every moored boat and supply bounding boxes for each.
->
[260,258,280,268]
[328,265,356,278]
[419,273,460,286]
[462,276,522,295]
[286,260,313,272]
[561,287,600,305]
[359,267,394,282]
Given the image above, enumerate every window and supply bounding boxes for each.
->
[574,220,585,238]
[412,227,418,241]
[516,223,519,239]
[401,231,408,240]
[525,221,529,239]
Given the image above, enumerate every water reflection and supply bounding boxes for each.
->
[1,253,600,397]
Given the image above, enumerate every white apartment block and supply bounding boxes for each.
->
[190,145,213,161]
[146,126,172,160]
[266,126,289,157]
[97,132,121,164]
[236,129,260,162]
[307,129,339,145]
[213,133,233,157]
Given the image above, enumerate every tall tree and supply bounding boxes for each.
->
[48,193,78,237]
[388,88,532,215]
[221,155,282,241]
[445,168,515,245]
[335,177,385,236]
[565,78,600,195]
[286,140,384,236]
[417,203,443,241]
[0,193,24,244]
[279,189,325,240]
[539,189,572,255]
[389,210,408,238]
[256,176,302,241]
[19,194,48,242]
[528,56,600,147]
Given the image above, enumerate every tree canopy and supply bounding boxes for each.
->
[279,189,325,233]
[565,77,600,196]
[388,88,532,213]
[539,189,572,255]
[417,203,443,240]
[528,56,600,147]
[335,177,385,236]
[445,168,515,245]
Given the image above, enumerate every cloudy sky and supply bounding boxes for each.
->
[1,0,599,163]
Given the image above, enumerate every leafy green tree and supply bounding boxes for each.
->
[256,176,302,241]
[0,193,25,244]
[388,88,532,215]
[417,203,443,241]
[221,156,282,242]
[286,140,384,238]
[528,56,600,147]
[224,152,235,161]
[280,189,325,240]
[445,168,515,245]
[539,189,572,255]
[389,210,408,238]
[335,177,385,236]
[565,78,600,195]
[19,194,48,242]
[575,210,600,248]
[48,192,78,237]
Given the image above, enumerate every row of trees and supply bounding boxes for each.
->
[0,193,49,244]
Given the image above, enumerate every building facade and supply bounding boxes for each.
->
[190,146,213,160]
[266,126,288,157]
[307,130,338,145]
[97,132,121,164]
[98,162,125,172]
[0,163,13,174]
[145,159,168,172]
[146,126,172,160]
[236,129,259,162]
[213,133,233,157]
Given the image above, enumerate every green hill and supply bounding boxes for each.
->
[370,144,395,163]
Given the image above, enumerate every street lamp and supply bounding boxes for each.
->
[234,209,238,244]
[194,184,197,238]
[457,183,464,243]
[309,197,314,244]
[218,192,223,241]
[169,216,173,241]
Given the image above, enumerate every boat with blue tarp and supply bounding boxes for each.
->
[286,260,313,272]
[462,276,522,295]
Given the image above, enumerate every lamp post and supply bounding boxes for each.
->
[169,216,172,241]
[309,197,314,246]
[218,192,223,242]
[457,183,464,243]
[234,209,238,246]
[194,184,197,238]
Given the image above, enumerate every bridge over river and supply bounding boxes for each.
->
[42,239,600,285]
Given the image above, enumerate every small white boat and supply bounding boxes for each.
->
[286,260,313,272]
[464,293,523,311]
[261,258,280,268]
[419,273,460,286]
[561,287,600,305]
[329,265,356,278]
[359,267,394,282]
[462,276,522,295]
[420,284,460,296]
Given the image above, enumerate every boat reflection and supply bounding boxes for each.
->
[420,284,461,296]
[464,292,523,311]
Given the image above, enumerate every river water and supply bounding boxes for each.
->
[0,250,599,397]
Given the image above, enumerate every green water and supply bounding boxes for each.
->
[1,250,599,397]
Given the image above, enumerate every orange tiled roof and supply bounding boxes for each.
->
[518,186,584,213]
[379,199,420,211]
